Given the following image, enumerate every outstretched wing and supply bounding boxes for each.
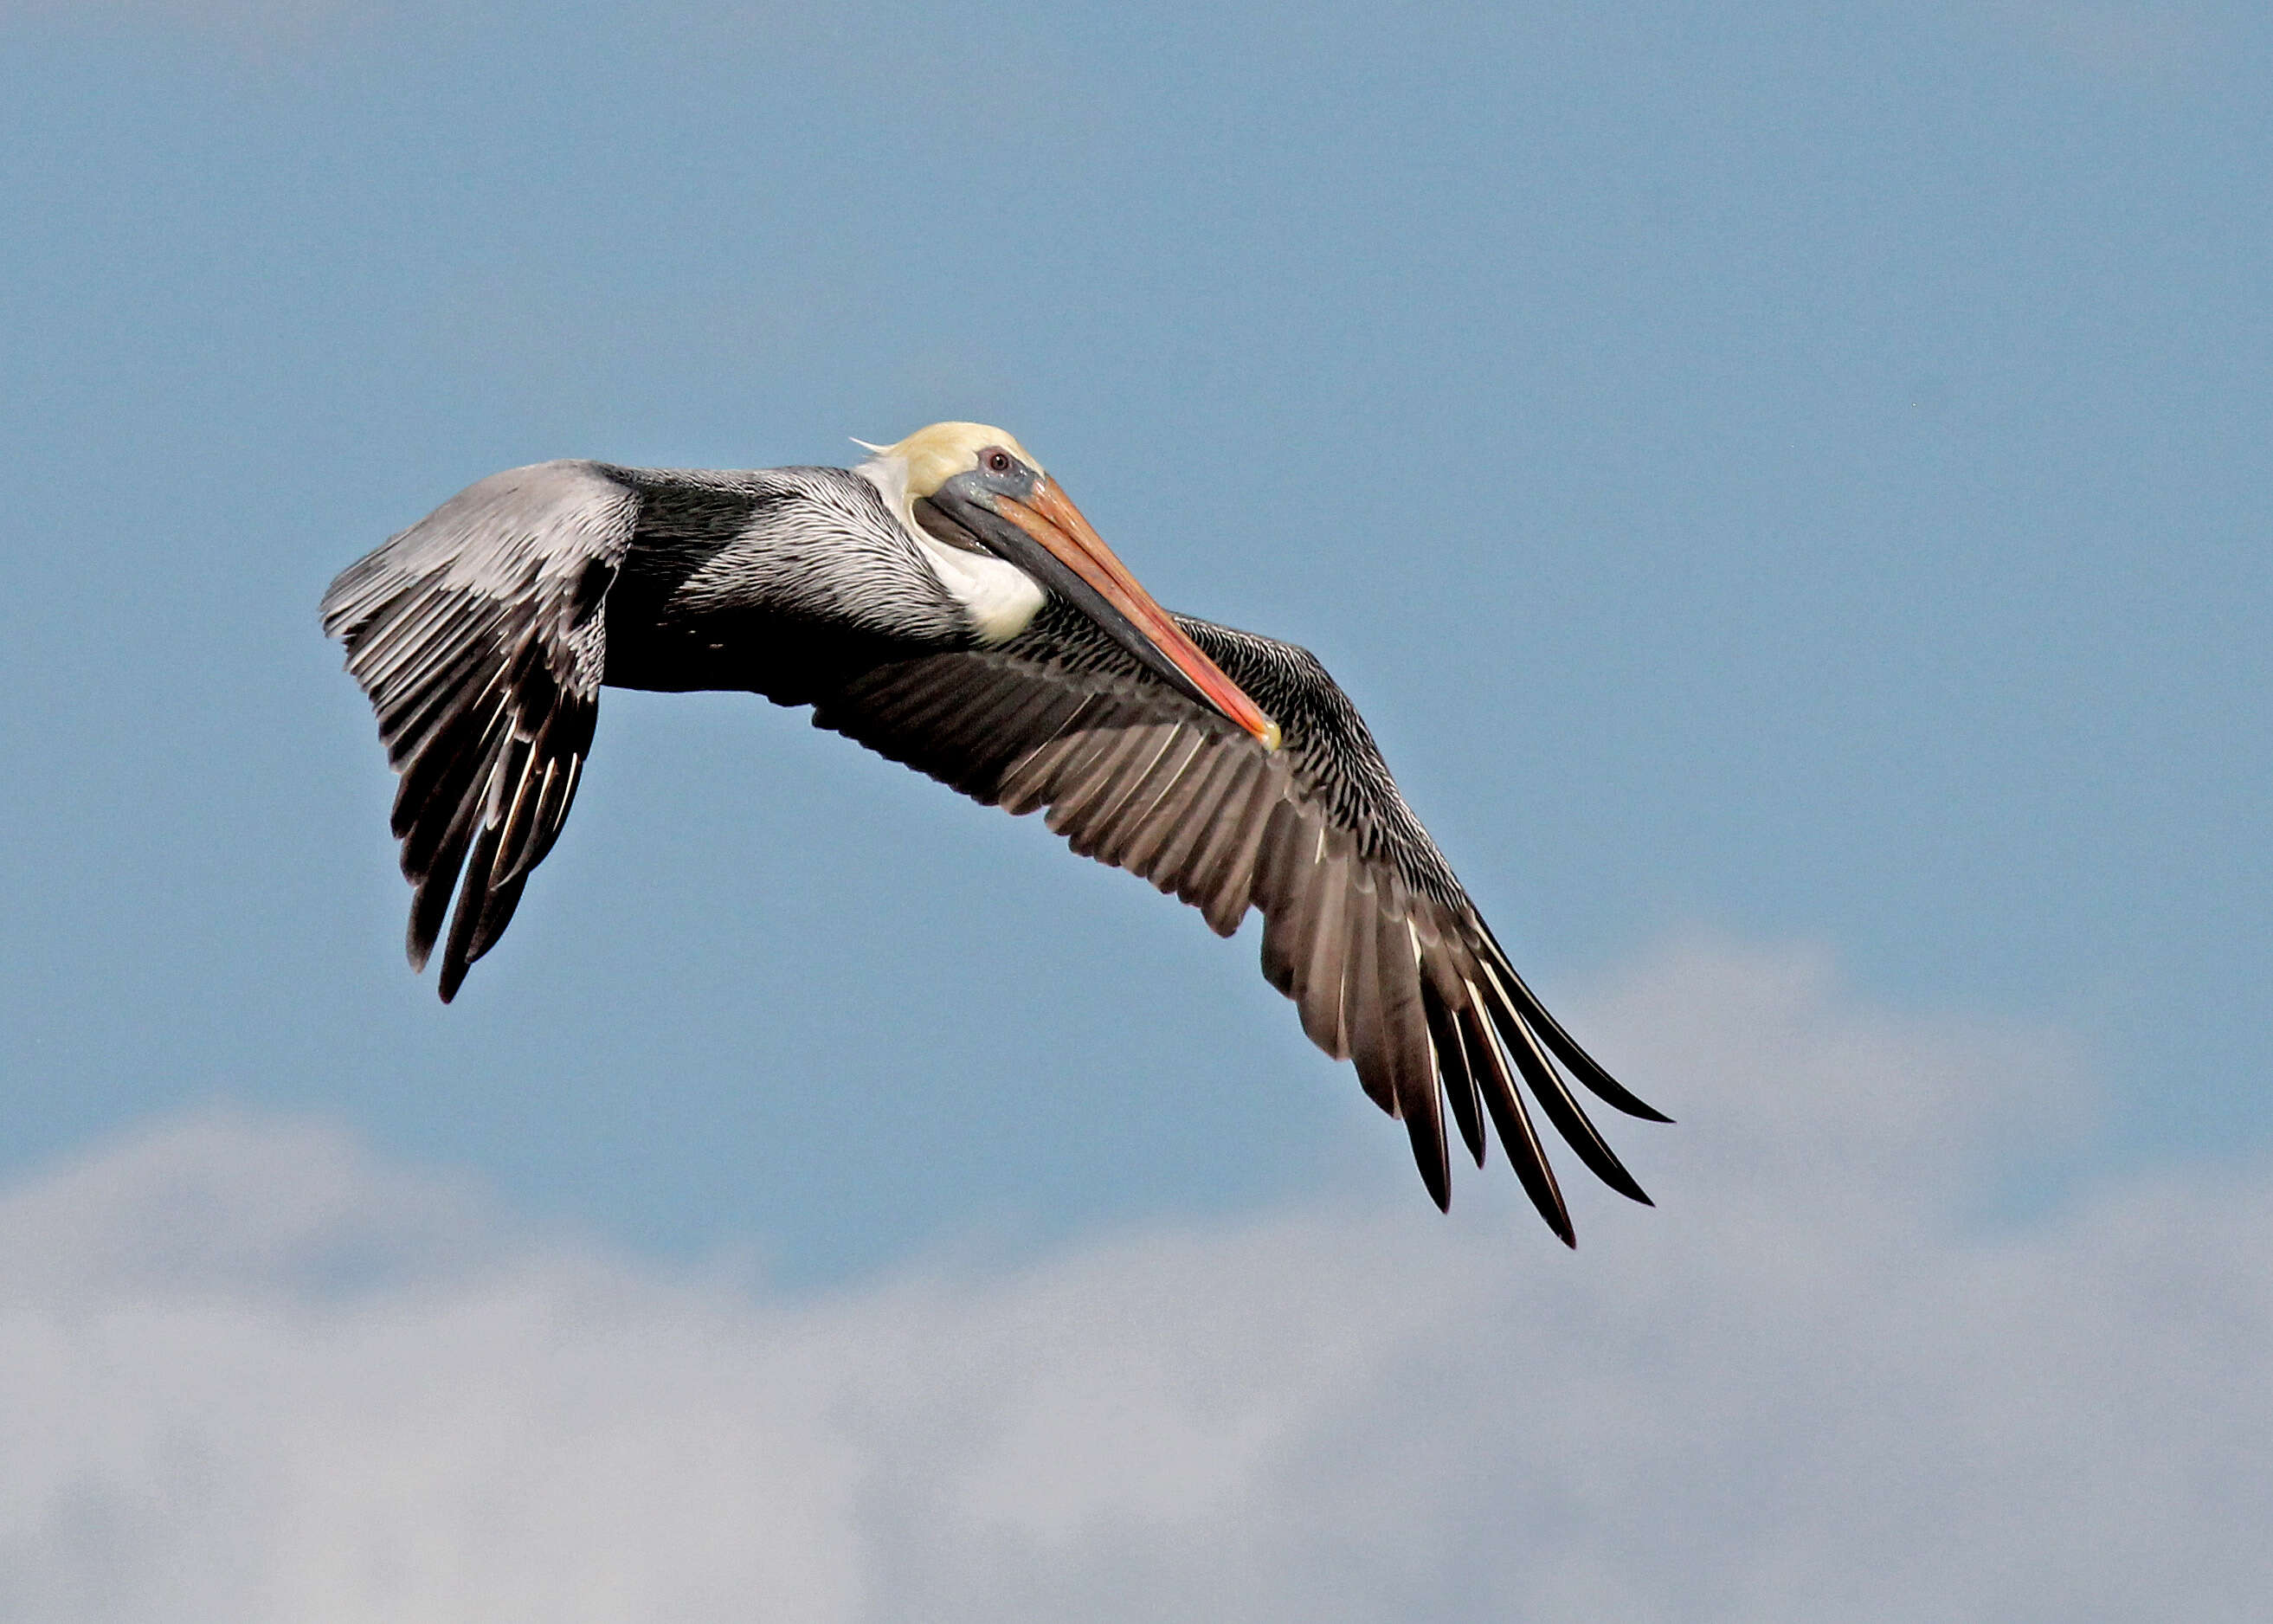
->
[809,602,1669,1243]
[320,461,635,1000]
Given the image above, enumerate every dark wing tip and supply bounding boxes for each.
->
[1420,978,1488,1171]
[1474,925,1672,1123]
[1407,1109,1452,1213]
[1473,967,1657,1208]
[1542,1189,1578,1248]
[1458,997,1574,1243]
[1574,1064,1673,1124]
[1578,1141,1653,1208]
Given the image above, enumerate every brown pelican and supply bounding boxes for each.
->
[321,422,1667,1243]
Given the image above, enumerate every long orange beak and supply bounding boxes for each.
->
[996,479,1282,751]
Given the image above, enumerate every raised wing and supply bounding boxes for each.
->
[320,461,637,999]
[809,602,1668,1243]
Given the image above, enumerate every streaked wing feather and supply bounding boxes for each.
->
[1478,925,1674,1123]
[809,603,1665,1241]
[1144,746,1246,892]
[1463,988,1574,1245]
[1378,911,1448,1208]
[321,461,638,1000]
[1478,961,1654,1206]
[1421,976,1489,1170]
[1190,760,1278,937]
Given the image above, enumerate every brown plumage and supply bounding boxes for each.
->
[322,429,1668,1244]
[811,599,1669,1241]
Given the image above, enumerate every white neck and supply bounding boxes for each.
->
[854,454,1045,645]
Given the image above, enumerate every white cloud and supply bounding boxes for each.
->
[2,938,2267,1622]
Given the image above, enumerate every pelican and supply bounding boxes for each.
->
[320,422,1667,1243]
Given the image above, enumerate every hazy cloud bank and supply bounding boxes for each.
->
[3,938,2266,1621]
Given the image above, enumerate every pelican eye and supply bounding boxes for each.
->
[982,448,1015,476]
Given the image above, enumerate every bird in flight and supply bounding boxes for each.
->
[321,422,1667,1243]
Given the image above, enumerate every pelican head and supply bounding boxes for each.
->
[859,422,1280,751]
[880,421,1046,500]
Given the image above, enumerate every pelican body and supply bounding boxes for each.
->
[321,422,1666,1243]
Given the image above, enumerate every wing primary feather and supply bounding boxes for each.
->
[516,748,583,877]
[1298,850,1355,1060]
[1478,963,1654,1206]
[488,724,549,886]
[1376,912,1449,1209]
[1463,986,1574,1246]
[464,868,531,968]
[390,675,511,835]
[376,632,500,761]
[1255,802,1308,996]
[1476,925,1671,1123]
[1339,885,1386,1107]
[1421,976,1488,1169]
[434,800,506,1002]
[497,709,586,885]
[406,794,481,973]
[784,620,1645,1245]
[398,697,511,881]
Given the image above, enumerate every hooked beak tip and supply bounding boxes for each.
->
[995,482,1284,751]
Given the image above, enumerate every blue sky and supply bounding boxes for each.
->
[4,1,2267,1270]
[5,3,2271,1614]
